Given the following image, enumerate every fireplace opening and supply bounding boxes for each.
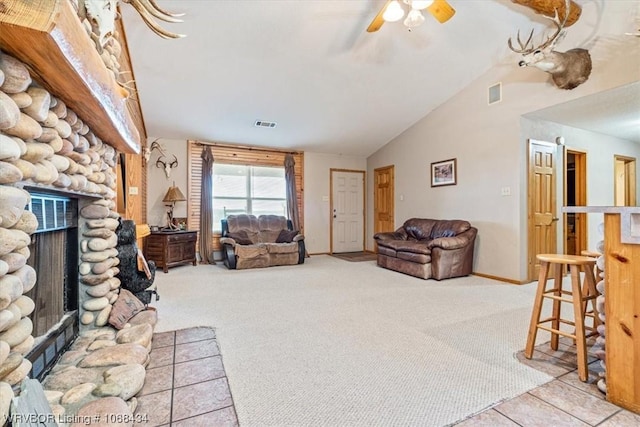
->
[25,191,80,381]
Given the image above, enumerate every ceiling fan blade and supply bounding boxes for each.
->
[427,0,455,24]
[367,0,392,32]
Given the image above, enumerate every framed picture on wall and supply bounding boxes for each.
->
[431,158,457,187]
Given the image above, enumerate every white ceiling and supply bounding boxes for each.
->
[526,81,640,143]
[120,1,640,156]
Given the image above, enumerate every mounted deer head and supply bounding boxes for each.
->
[508,0,592,90]
[156,155,178,178]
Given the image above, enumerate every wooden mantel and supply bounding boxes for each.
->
[0,0,140,154]
[562,206,640,414]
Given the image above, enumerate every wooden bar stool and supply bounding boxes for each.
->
[525,254,600,382]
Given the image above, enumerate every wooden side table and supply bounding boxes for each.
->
[144,230,198,273]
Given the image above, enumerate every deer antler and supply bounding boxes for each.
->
[156,154,178,178]
[169,155,178,169]
[136,0,184,21]
[508,29,536,54]
[144,139,167,163]
[122,0,186,39]
[508,0,570,54]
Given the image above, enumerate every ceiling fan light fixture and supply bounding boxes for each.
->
[383,0,405,22]
[410,0,434,10]
[404,9,425,28]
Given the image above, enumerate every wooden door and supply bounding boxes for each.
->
[374,166,395,243]
[528,139,558,281]
[564,150,587,255]
[614,155,636,206]
[331,170,365,253]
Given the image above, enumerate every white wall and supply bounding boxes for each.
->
[366,25,639,281]
[146,143,367,251]
[304,152,367,254]
[146,138,189,228]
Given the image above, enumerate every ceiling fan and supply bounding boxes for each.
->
[367,0,455,32]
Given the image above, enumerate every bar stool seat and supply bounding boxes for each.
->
[525,254,600,382]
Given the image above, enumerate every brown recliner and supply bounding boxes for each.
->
[220,214,305,270]
[374,218,477,280]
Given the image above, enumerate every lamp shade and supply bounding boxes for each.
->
[163,185,186,203]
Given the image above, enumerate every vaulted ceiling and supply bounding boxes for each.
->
[120,1,640,157]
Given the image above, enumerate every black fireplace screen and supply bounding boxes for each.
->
[24,192,79,380]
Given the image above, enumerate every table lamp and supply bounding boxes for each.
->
[162,182,186,230]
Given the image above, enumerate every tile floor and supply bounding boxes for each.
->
[136,329,640,427]
[455,337,640,426]
[135,327,238,426]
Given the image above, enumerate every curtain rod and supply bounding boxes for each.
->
[192,140,301,155]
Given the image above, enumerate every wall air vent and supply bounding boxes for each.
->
[488,82,502,105]
[254,120,277,128]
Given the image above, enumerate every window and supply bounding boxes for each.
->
[213,164,287,228]
[187,141,304,238]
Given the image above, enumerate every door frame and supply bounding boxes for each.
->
[373,164,395,238]
[329,168,366,254]
[564,148,587,255]
[614,155,636,206]
[527,139,558,282]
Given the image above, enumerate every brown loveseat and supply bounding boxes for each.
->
[221,214,305,270]
[374,218,477,280]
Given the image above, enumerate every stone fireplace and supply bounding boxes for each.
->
[0,50,155,422]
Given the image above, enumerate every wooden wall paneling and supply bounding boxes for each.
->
[141,155,147,223]
[116,7,147,226]
[115,7,148,146]
[187,142,204,252]
[124,153,142,224]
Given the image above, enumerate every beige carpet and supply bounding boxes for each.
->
[152,255,552,426]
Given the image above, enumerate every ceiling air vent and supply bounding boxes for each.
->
[254,120,277,128]
[488,82,502,105]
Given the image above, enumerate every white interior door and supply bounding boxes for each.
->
[331,170,364,253]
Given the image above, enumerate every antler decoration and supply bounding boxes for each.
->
[507,0,592,90]
[121,0,186,39]
[508,3,568,55]
[144,139,179,178]
[156,155,179,178]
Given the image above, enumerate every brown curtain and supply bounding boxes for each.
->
[284,154,301,232]
[199,146,215,264]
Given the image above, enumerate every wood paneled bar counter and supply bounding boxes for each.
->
[562,206,640,413]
